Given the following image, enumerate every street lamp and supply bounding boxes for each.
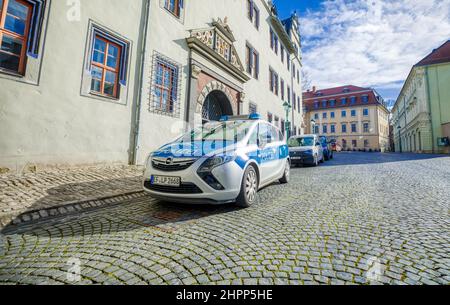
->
[397,125,402,153]
[311,119,316,134]
[283,101,292,138]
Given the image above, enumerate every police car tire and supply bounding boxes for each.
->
[236,165,258,208]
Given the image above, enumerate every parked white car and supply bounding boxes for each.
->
[288,134,324,167]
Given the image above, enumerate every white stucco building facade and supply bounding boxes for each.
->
[0,0,303,173]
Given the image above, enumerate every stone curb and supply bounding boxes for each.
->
[0,190,147,228]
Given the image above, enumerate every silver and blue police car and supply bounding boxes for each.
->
[143,114,290,207]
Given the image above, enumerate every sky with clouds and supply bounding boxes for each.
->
[276,0,450,102]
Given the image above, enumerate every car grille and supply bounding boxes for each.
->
[144,181,203,194]
[151,157,197,172]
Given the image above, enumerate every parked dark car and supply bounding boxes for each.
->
[319,136,334,161]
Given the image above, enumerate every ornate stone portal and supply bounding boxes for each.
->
[186,18,250,124]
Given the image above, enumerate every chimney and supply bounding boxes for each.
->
[312,86,316,93]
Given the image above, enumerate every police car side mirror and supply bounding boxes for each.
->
[316,142,321,146]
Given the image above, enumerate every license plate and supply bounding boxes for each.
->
[292,157,302,160]
[151,175,181,187]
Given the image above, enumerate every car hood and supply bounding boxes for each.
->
[152,140,239,158]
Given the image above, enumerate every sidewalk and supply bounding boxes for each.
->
[0,164,145,228]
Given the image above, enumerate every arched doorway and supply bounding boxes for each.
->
[202,90,234,123]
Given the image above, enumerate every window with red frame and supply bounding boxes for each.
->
[154,59,178,113]
[90,36,122,98]
[165,0,182,18]
[0,0,33,74]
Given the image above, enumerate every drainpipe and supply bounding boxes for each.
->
[130,0,151,165]
[425,66,435,153]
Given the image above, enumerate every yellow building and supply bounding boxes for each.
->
[303,85,390,152]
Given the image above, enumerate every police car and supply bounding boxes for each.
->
[143,114,290,207]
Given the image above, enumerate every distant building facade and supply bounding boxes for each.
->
[391,40,450,154]
[303,85,390,152]
[0,0,304,173]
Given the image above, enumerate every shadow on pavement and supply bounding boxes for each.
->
[0,177,240,237]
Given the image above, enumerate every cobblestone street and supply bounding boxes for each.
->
[0,153,449,285]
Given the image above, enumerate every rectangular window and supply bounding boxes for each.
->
[0,0,33,74]
[329,100,336,107]
[342,124,347,133]
[287,55,290,71]
[351,123,357,133]
[363,123,369,133]
[352,140,357,147]
[297,97,301,114]
[164,0,183,18]
[331,125,336,134]
[314,101,319,109]
[246,43,259,79]
[331,112,335,119]
[90,36,122,98]
[363,108,369,116]
[362,95,369,103]
[350,96,357,104]
[287,85,291,103]
[247,0,259,29]
[314,113,319,120]
[249,102,257,114]
[150,53,181,116]
[267,112,273,123]
[364,140,369,148]
[281,45,284,63]
[270,29,278,54]
[341,98,347,105]
[314,125,319,134]
[351,110,357,117]
[323,125,327,134]
[323,112,327,119]
[293,92,296,110]
[280,79,285,100]
[322,100,327,108]
[342,110,347,117]
[269,68,278,95]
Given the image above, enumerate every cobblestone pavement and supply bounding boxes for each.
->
[0,165,143,227]
[0,153,449,285]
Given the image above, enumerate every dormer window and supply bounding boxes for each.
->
[343,88,350,93]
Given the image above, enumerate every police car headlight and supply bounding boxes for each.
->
[198,156,235,173]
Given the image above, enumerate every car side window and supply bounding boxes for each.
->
[270,126,280,143]
[248,126,258,146]
[258,123,271,146]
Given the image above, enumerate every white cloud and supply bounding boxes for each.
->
[300,0,450,98]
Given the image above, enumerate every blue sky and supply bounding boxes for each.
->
[274,0,450,103]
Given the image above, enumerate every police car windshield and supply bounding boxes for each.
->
[179,120,254,142]
[289,137,314,147]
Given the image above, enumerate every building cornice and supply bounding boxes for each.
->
[303,89,374,101]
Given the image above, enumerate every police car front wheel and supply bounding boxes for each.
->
[236,165,259,208]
